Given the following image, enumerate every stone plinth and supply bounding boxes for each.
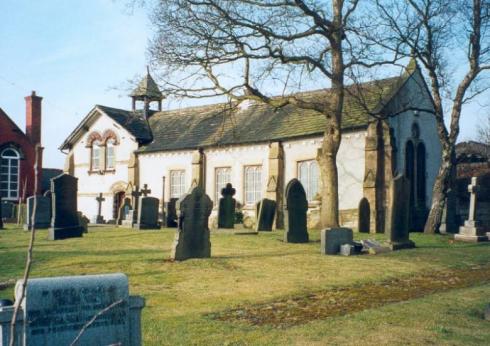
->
[455,221,489,242]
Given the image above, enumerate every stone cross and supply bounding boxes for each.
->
[96,193,105,217]
[141,184,152,197]
[221,183,236,197]
[131,187,143,223]
[467,177,479,222]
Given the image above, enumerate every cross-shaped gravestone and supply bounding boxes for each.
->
[467,177,479,222]
[95,193,106,224]
[141,184,152,197]
[131,187,142,224]
[218,183,236,229]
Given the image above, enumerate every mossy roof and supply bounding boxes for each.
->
[130,73,163,100]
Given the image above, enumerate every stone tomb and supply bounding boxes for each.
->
[255,198,277,232]
[321,228,353,255]
[284,179,309,243]
[0,273,145,346]
[386,174,415,250]
[171,186,213,261]
[48,174,84,240]
[24,196,51,230]
[134,196,160,230]
[218,183,236,229]
[455,176,489,242]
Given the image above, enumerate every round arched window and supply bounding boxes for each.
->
[0,148,20,199]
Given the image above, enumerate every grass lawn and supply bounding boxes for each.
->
[0,224,489,345]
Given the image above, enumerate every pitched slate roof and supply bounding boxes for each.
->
[96,105,153,142]
[138,75,406,153]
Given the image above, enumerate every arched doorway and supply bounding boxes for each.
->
[113,191,125,220]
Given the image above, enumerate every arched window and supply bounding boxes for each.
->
[298,160,320,201]
[0,148,20,199]
[91,140,102,171]
[416,143,426,206]
[106,139,116,170]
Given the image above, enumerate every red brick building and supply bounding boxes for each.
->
[0,91,43,202]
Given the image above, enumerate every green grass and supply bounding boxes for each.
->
[0,224,489,345]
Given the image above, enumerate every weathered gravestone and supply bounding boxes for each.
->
[218,183,236,229]
[386,174,415,250]
[48,173,84,240]
[95,193,105,224]
[24,196,51,230]
[166,198,179,227]
[0,273,145,346]
[455,176,489,242]
[255,198,276,232]
[117,198,132,226]
[321,228,353,255]
[171,186,213,261]
[284,179,309,243]
[1,200,15,221]
[358,197,370,233]
[134,196,160,230]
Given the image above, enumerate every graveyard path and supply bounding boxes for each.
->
[211,265,490,328]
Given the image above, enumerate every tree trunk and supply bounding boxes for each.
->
[318,129,340,227]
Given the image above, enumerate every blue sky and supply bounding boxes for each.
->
[0,0,487,169]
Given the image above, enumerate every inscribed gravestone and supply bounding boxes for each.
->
[386,174,415,250]
[255,198,276,232]
[166,198,179,227]
[24,196,51,230]
[48,173,84,240]
[171,186,213,261]
[284,179,309,243]
[134,196,160,230]
[358,198,370,233]
[218,183,236,229]
[321,228,353,255]
[11,273,144,346]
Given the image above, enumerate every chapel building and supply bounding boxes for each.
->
[60,61,442,232]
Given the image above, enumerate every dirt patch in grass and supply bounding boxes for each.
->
[211,265,490,328]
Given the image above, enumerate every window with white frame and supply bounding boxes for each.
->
[0,148,20,200]
[215,167,231,202]
[106,139,116,170]
[298,160,320,201]
[170,170,186,198]
[244,165,262,205]
[91,141,101,171]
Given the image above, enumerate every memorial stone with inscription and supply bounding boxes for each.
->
[284,179,309,243]
[24,196,51,230]
[49,174,84,240]
[0,273,145,346]
[386,174,415,250]
[171,187,213,261]
[134,196,160,230]
[255,198,276,232]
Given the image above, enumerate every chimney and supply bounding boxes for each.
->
[25,91,42,145]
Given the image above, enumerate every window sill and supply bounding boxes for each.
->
[87,169,116,175]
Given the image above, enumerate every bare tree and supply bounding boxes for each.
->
[143,0,398,227]
[476,112,490,144]
[369,0,490,233]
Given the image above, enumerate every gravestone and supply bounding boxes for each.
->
[358,198,370,233]
[24,196,51,230]
[171,186,213,261]
[1,200,15,220]
[386,174,415,250]
[255,198,276,232]
[166,198,179,227]
[48,174,84,240]
[117,198,132,226]
[320,228,353,255]
[134,196,160,230]
[455,177,489,242]
[0,273,145,346]
[131,187,143,224]
[95,193,105,224]
[78,212,89,233]
[218,183,236,229]
[284,179,309,243]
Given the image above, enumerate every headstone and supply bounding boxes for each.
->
[320,228,353,255]
[48,174,84,240]
[95,193,106,224]
[171,186,213,261]
[166,198,179,227]
[131,187,143,224]
[218,183,236,229]
[358,198,370,233]
[0,273,145,346]
[134,196,160,230]
[255,198,276,232]
[78,212,89,233]
[455,177,489,242]
[1,200,15,220]
[140,184,151,197]
[117,198,132,226]
[386,174,415,250]
[24,196,51,230]
[283,179,309,243]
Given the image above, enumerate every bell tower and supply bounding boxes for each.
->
[130,67,164,117]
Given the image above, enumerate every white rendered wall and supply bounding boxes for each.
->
[70,112,138,221]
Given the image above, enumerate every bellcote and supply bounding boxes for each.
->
[130,67,164,114]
